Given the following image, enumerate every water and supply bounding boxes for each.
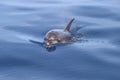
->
[0,0,120,80]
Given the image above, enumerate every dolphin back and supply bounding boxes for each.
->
[64,18,75,31]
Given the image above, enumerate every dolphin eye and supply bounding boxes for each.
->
[57,39,61,42]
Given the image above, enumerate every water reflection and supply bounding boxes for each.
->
[0,0,120,80]
[29,39,56,52]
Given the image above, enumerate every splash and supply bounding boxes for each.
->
[72,38,116,49]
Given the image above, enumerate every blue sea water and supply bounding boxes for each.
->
[0,0,120,80]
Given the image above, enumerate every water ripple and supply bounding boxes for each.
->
[70,5,120,21]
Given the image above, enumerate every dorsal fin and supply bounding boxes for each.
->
[64,18,75,31]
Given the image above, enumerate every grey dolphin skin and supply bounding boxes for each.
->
[44,18,75,46]
[30,18,82,52]
[64,18,75,31]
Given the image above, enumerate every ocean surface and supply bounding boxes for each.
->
[0,0,120,80]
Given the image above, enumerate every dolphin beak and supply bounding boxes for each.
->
[45,41,51,46]
[46,42,50,46]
